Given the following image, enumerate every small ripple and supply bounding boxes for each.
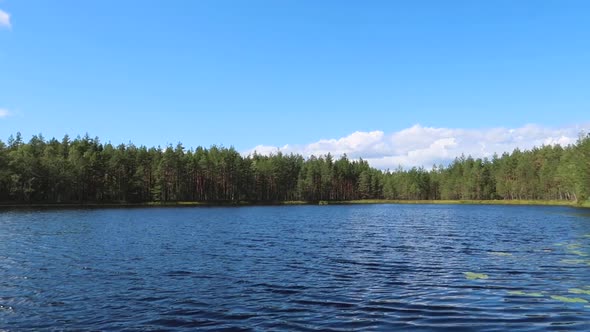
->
[163,270,194,276]
[145,318,219,328]
[137,296,166,302]
[291,299,358,309]
[0,304,15,312]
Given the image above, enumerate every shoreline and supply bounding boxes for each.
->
[328,199,590,208]
[0,199,588,210]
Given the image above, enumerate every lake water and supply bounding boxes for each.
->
[1,204,590,331]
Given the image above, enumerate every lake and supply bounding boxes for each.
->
[1,204,590,331]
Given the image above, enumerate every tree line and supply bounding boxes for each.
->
[1,132,589,204]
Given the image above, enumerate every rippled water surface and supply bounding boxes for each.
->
[1,204,590,331]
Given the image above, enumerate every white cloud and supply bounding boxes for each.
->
[0,108,10,118]
[0,9,11,29]
[244,123,590,169]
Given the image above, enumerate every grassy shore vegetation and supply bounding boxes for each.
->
[0,132,589,207]
[1,199,588,209]
[327,199,590,208]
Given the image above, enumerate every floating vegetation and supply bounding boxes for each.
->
[464,272,489,280]
[507,291,544,297]
[568,250,588,257]
[567,243,582,249]
[559,259,587,264]
[569,288,590,295]
[550,295,588,303]
[489,251,513,257]
[554,243,566,246]
[508,291,526,295]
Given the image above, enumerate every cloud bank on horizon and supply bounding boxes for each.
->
[0,9,11,29]
[245,124,590,169]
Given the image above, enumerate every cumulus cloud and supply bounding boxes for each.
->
[0,108,10,118]
[0,9,11,29]
[244,124,590,169]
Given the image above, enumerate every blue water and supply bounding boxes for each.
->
[1,204,590,331]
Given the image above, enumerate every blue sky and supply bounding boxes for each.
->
[1,1,589,167]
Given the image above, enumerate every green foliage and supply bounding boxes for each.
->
[0,133,589,204]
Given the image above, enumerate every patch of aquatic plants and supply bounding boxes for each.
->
[463,238,590,309]
[464,272,489,280]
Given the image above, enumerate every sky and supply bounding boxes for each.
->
[1,1,589,168]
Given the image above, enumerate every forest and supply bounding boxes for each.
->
[0,132,589,204]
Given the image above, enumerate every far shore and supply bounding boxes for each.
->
[0,199,589,210]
